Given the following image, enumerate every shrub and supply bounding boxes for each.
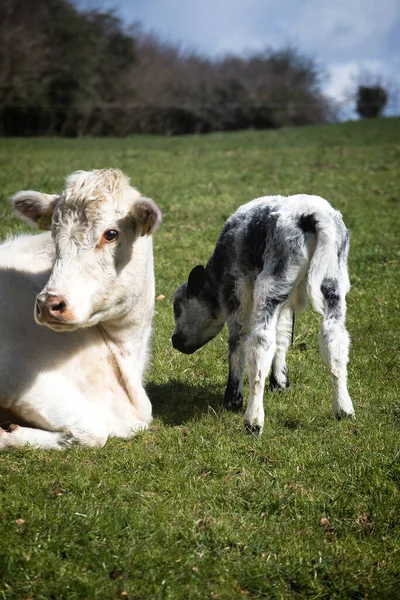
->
[356,85,388,119]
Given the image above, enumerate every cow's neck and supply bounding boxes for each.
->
[96,242,154,407]
[98,315,147,406]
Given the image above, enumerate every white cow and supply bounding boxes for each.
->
[0,168,162,450]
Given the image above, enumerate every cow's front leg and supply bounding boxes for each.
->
[0,373,109,450]
[126,380,152,431]
[106,342,153,428]
[0,424,79,450]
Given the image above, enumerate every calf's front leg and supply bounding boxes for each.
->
[224,328,246,412]
[223,292,253,412]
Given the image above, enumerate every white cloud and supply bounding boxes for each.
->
[112,0,400,59]
[292,0,399,59]
[92,0,400,60]
[325,62,359,101]
[135,0,283,54]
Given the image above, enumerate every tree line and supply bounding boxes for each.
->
[0,0,387,137]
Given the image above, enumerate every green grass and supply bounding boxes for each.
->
[0,118,399,599]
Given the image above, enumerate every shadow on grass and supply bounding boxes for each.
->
[147,379,224,426]
[279,417,303,431]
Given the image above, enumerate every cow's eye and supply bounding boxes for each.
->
[103,229,119,242]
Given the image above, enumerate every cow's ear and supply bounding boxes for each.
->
[11,191,59,229]
[187,265,206,298]
[132,196,162,236]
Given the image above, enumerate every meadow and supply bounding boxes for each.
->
[0,118,399,599]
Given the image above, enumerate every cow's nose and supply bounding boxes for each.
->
[36,293,68,322]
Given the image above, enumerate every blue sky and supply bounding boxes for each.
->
[80,0,400,116]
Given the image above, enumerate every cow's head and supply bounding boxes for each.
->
[12,169,162,331]
[172,265,225,354]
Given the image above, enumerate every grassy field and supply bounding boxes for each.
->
[0,119,399,599]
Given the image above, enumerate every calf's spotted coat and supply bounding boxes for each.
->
[172,194,355,434]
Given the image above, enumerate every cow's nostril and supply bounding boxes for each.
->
[35,294,70,324]
[50,300,66,314]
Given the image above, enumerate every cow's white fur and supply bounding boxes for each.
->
[0,169,161,450]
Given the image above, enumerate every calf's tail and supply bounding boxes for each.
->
[306,212,350,316]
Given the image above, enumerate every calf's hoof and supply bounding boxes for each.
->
[269,370,290,391]
[224,399,243,412]
[244,422,263,437]
[334,409,356,421]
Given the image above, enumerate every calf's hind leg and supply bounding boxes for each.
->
[319,278,355,419]
[269,306,293,390]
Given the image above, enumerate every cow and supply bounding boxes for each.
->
[0,168,162,450]
[172,194,355,435]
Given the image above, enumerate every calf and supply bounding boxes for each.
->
[0,169,162,449]
[172,194,355,434]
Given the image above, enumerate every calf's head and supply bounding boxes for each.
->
[172,265,224,354]
[12,169,162,331]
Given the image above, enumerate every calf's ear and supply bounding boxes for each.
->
[187,265,206,298]
[11,191,59,229]
[132,197,163,236]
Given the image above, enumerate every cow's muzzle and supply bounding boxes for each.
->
[35,292,74,327]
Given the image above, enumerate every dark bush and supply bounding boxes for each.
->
[356,85,388,119]
[0,0,333,135]
[0,0,136,136]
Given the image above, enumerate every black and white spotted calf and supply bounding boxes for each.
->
[172,194,355,435]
